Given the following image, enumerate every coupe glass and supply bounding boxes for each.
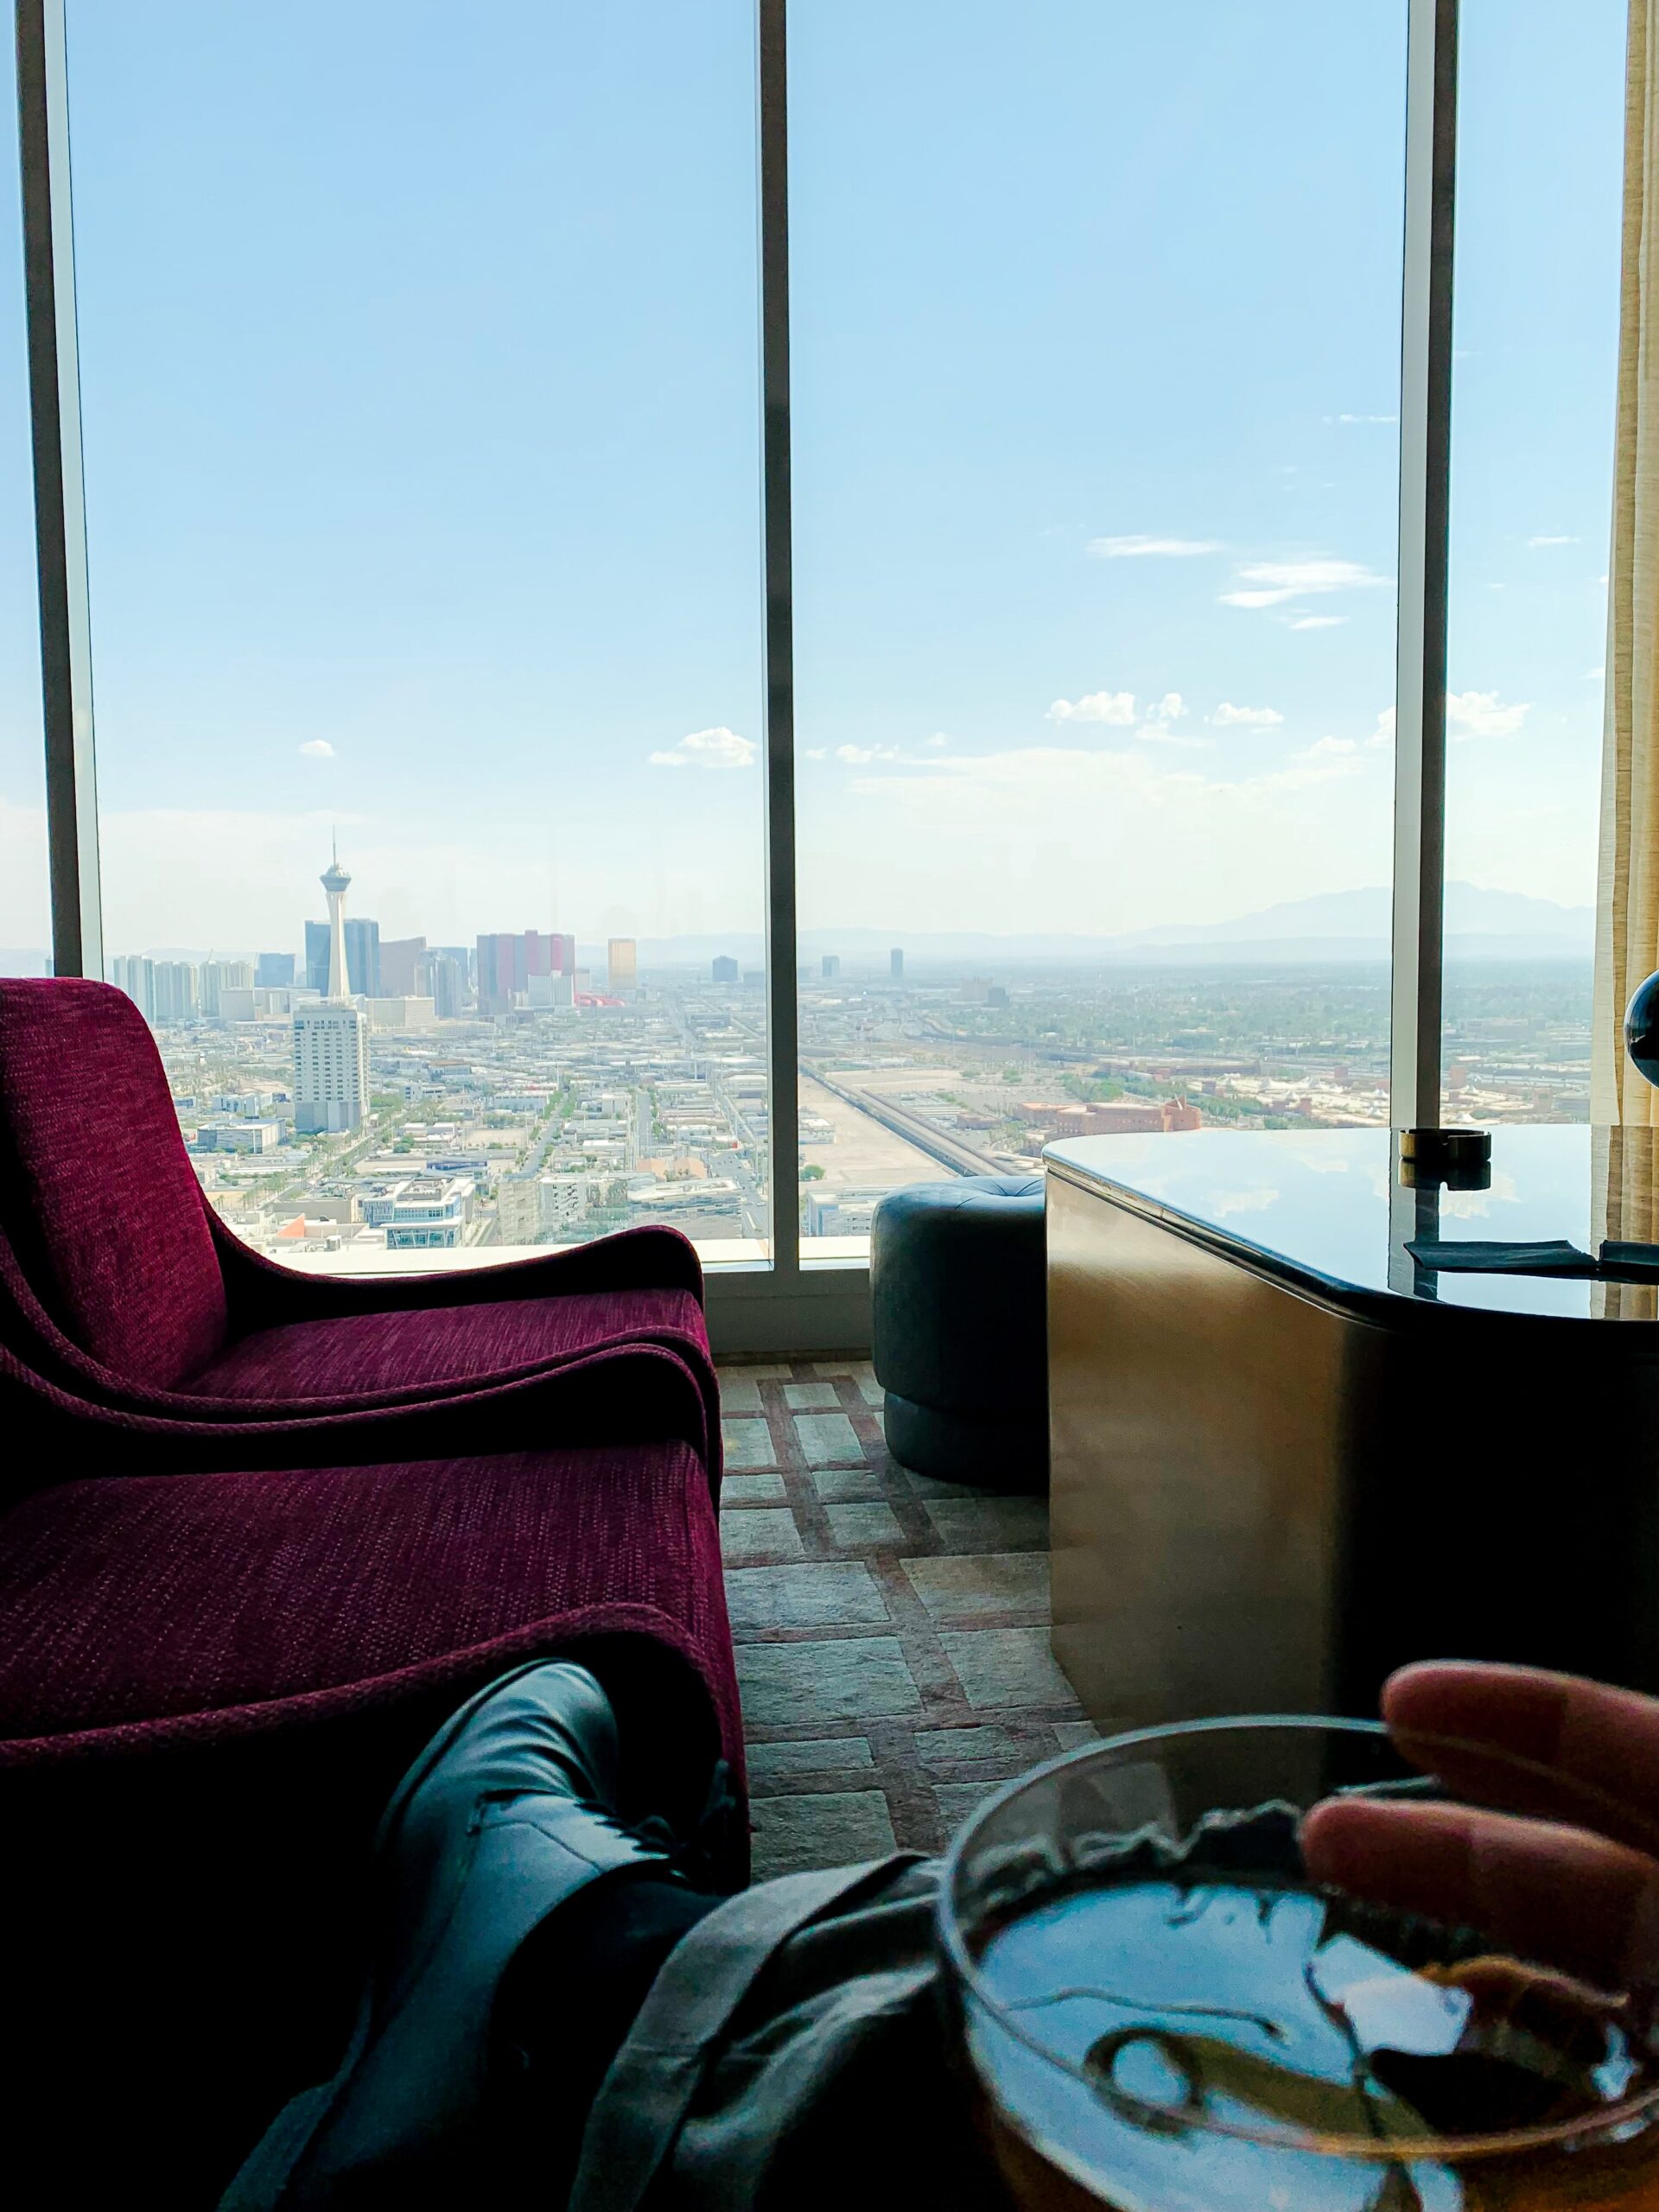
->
[937,1717,1659,2211]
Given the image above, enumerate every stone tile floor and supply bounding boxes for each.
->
[719,1358,1095,1880]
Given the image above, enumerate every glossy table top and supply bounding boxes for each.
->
[1043,1124,1654,1323]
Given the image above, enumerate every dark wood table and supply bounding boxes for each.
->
[1044,1124,1659,1729]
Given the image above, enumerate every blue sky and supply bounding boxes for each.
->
[0,1,1628,958]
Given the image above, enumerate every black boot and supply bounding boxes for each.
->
[220,1660,679,2209]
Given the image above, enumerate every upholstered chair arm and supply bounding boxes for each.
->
[210,1218,703,1335]
[0,1338,715,1496]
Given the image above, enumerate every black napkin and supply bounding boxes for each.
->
[1404,1238,1598,1277]
[1599,1241,1659,1281]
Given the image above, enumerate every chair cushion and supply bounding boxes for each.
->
[0,1440,727,1744]
[0,978,228,1388]
[183,1287,709,1404]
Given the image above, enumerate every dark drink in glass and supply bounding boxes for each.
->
[937,1720,1659,2210]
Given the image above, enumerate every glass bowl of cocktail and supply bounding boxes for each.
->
[937,1718,1659,2212]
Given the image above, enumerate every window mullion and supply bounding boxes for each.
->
[16,0,101,981]
[759,0,800,1278]
[1390,0,1459,1129]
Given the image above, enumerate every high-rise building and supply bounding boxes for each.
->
[712,956,739,983]
[378,936,427,997]
[607,938,637,988]
[476,930,575,1015]
[475,933,514,1016]
[308,863,378,998]
[110,954,154,1021]
[429,952,466,1020]
[200,959,253,1017]
[150,961,199,1022]
[344,917,381,999]
[304,919,331,995]
[292,1007,369,1134]
[256,951,296,988]
[320,845,353,998]
[296,846,370,1131]
[890,948,904,980]
[822,954,840,979]
[526,929,576,981]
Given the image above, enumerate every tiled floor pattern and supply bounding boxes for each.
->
[718,1360,1096,1881]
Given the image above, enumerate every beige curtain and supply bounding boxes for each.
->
[1593,0,1659,1123]
[1593,1124,1659,1318]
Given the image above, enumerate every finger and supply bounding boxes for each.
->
[1300,1798,1659,1989]
[1381,1663,1659,1857]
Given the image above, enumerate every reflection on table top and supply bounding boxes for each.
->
[1043,1124,1659,1324]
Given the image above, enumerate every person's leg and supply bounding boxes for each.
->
[219,1659,721,2211]
[493,1871,721,2203]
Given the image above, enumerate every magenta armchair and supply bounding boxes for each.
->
[0,979,721,1478]
[0,982,750,2201]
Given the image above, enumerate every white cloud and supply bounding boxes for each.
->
[298,739,335,759]
[1287,615,1347,631]
[1210,702,1284,728]
[1527,534,1580,548]
[1221,557,1391,611]
[648,726,757,770]
[1085,535,1223,559]
[1328,413,1399,425]
[925,734,950,750]
[1294,736,1358,760]
[834,743,899,764]
[1046,690,1137,725]
[1446,690,1530,741]
[803,747,829,760]
[1369,709,1395,748]
[1586,666,1606,682]
[1143,692,1185,725]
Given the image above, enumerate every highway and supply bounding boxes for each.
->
[804,1065,1004,1178]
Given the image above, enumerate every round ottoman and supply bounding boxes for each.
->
[870,1174,1046,1491]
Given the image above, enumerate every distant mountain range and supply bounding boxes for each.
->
[1,884,1594,980]
[627,884,1594,969]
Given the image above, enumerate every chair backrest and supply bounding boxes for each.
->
[0,978,229,1388]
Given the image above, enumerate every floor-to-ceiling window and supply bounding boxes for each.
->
[788,2,1409,1249]
[12,1,1625,1334]
[61,0,767,1268]
[0,23,48,973]
[1440,0,1624,1127]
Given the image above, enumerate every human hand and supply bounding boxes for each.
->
[1300,1662,1659,1990]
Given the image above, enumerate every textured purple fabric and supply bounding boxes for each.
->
[184,1287,708,1403]
[0,1442,739,1752]
[0,1437,745,2203]
[0,1332,720,1515]
[0,978,227,1385]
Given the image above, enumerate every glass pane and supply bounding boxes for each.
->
[66,0,766,1268]
[1441,0,1624,1127]
[791,2,1407,1254]
[0,29,50,977]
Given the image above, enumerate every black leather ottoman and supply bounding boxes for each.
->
[870,1174,1046,1490]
